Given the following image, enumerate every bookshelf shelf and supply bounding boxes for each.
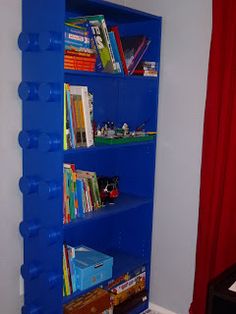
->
[63,250,148,304]
[63,139,156,155]
[63,193,152,229]
[19,0,161,313]
[65,69,158,80]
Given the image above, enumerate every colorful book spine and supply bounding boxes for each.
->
[129,40,151,75]
[65,84,76,149]
[70,85,94,148]
[110,26,128,75]
[85,15,116,73]
[109,31,123,74]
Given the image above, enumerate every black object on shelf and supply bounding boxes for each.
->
[207,263,236,314]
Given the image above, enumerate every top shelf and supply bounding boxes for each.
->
[64,69,158,80]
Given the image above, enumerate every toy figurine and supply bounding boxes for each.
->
[122,123,129,136]
[98,176,119,204]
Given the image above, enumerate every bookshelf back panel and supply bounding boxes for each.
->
[66,0,161,24]
[64,142,156,197]
[65,74,159,132]
[64,204,152,258]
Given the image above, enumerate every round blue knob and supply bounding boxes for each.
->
[22,304,42,314]
[39,31,62,51]
[21,263,42,280]
[18,32,39,52]
[19,176,40,195]
[48,273,61,289]
[18,131,39,149]
[19,221,40,238]
[38,83,60,102]
[47,229,61,245]
[18,82,39,101]
[38,181,61,200]
[38,133,60,152]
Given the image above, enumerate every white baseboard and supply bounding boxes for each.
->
[150,303,177,314]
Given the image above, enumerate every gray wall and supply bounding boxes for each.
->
[109,0,212,313]
[0,0,211,313]
[0,1,22,313]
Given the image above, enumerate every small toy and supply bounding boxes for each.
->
[98,176,119,203]
[122,123,129,136]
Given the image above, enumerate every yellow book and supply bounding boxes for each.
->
[63,245,71,296]
[64,84,67,150]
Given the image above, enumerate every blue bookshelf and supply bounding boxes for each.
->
[18,0,161,313]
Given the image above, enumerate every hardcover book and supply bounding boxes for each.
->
[120,35,151,75]
[84,15,116,73]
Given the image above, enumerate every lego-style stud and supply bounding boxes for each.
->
[47,229,61,245]
[38,83,60,102]
[21,262,42,281]
[19,176,40,195]
[38,181,61,200]
[18,82,39,101]
[22,304,42,314]
[18,131,39,149]
[38,133,60,152]
[19,221,40,238]
[47,273,61,289]
[18,32,39,52]
[39,31,62,51]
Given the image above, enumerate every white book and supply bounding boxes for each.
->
[70,85,94,148]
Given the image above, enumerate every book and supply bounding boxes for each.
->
[65,23,92,52]
[66,18,103,72]
[109,31,123,74]
[110,25,128,75]
[70,85,94,148]
[65,84,76,149]
[120,35,151,75]
[129,39,151,75]
[84,15,116,73]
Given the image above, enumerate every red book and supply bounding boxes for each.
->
[110,26,128,75]
[64,55,96,64]
[64,49,96,59]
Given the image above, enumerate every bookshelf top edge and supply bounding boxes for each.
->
[66,0,162,23]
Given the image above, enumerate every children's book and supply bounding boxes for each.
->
[83,15,116,73]
[65,23,91,51]
[110,25,128,75]
[66,18,103,72]
[70,85,94,148]
[109,31,123,74]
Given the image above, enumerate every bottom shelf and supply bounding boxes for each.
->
[63,249,148,305]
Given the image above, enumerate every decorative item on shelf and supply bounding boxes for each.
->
[63,244,113,295]
[104,265,146,311]
[95,121,156,145]
[98,176,119,204]
[133,61,159,77]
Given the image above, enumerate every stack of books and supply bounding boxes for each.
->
[133,61,158,77]
[63,163,101,224]
[64,22,97,71]
[64,83,94,150]
[64,15,154,75]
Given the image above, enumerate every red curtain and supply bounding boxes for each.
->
[190,0,236,313]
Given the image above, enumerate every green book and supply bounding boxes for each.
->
[85,15,116,73]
